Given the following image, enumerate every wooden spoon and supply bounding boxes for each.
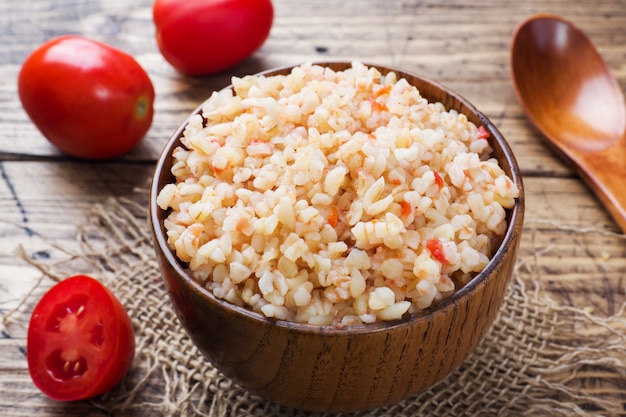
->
[511,14,626,233]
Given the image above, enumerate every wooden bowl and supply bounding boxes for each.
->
[149,62,525,413]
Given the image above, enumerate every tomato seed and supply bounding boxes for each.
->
[47,350,88,380]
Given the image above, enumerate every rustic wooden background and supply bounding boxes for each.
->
[1,0,625,415]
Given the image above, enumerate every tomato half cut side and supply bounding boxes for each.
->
[27,275,135,401]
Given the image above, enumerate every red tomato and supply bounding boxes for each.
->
[477,125,491,139]
[426,239,448,265]
[153,0,274,76]
[27,275,135,401]
[433,171,444,189]
[327,205,339,227]
[400,199,413,217]
[18,36,155,160]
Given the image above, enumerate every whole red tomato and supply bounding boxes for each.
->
[18,36,155,160]
[27,275,136,401]
[153,0,274,76]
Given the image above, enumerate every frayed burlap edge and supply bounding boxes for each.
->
[3,197,626,416]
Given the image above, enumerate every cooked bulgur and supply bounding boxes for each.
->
[157,62,519,326]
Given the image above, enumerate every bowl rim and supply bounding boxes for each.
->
[149,61,525,335]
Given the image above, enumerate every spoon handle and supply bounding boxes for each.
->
[567,140,626,234]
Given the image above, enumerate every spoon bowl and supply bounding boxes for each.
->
[511,14,626,232]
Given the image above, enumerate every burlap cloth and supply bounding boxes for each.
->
[4,195,626,416]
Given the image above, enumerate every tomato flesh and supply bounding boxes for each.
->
[433,171,444,189]
[18,36,155,160]
[27,275,135,401]
[426,239,449,265]
[153,0,274,76]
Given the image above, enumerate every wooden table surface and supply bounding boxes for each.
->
[1,0,625,415]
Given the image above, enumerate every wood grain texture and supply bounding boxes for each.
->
[511,14,626,235]
[1,0,626,415]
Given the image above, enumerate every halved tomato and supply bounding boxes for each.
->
[27,275,135,401]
